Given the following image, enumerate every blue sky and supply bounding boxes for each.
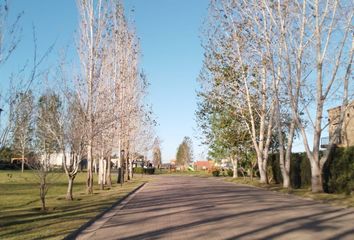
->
[1,0,209,162]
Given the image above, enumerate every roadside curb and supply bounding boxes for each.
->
[65,182,148,240]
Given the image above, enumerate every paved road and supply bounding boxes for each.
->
[77,176,354,240]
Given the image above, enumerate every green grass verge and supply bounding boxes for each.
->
[0,170,149,240]
[223,177,354,208]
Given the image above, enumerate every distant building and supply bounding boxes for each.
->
[194,160,214,171]
[41,152,71,166]
[324,101,354,148]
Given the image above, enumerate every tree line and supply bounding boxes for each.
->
[0,0,157,210]
[197,0,353,193]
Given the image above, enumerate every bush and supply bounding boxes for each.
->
[0,160,23,170]
[144,168,155,175]
[133,167,155,174]
[227,169,233,177]
[133,167,143,174]
[212,169,220,177]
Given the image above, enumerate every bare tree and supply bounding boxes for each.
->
[109,1,154,182]
[0,1,22,149]
[206,0,352,191]
[31,91,62,211]
[63,93,86,200]
[76,0,154,191]
[279,0,353,192]
[11,91,34,172]
[76,0,112,194]
[0,0,22,66]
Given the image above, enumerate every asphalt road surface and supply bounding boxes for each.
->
[76,176,354,240]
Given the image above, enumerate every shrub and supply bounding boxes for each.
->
[212,169,220,177]
[144,168,155,175]
[227,169,233,177]
[133,167,155,174]
[133,167,143,174]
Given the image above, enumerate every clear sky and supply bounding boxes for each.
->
[1,0,210,162]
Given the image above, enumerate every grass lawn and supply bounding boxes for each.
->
[223,177,354,208]
[0,170,148,240]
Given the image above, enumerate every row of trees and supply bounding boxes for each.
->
[197,0,353,192]
[75,0,157,194]
[0,0,157,210]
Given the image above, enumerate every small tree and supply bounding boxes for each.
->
[63,93,86,200]
[32,91,61,211]
[12,91,34,172]
[176,137,193,169]
[152,137,162,168]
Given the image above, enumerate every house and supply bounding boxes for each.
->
[42,152,71,166]
[325,101,354,147]
[194,160,214,171]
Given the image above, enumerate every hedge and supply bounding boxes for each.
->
[133,167,155,175]
[324,147,354,194]
[269,146,354,194]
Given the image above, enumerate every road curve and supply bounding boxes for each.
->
[76,176,354,240]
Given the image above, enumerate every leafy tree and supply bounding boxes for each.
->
[0,146,12,161]
[176,136,193,168]
[152,137,162,168]
[196,30,254,178]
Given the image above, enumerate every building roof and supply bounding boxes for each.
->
[194,161,213,167]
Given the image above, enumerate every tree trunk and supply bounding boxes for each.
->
[128,157,133,180]
[106,156,112,187]
[21,150,25,173]
[283,172,290,188]
[125,154,129,181]
[98,157,104,190]
[258,157,268,184]
[86,142,93,194]
[259,170,267,183]
[311,162,323,193]
[279,150,290,188]
[98,157,102,184]
[66,177,74,200]
[232,158,238,178]
[233,164,237,178]
[284,121,296,189]
[94,158,98,175]
[103,158,106,185]
[40,182,46,211]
